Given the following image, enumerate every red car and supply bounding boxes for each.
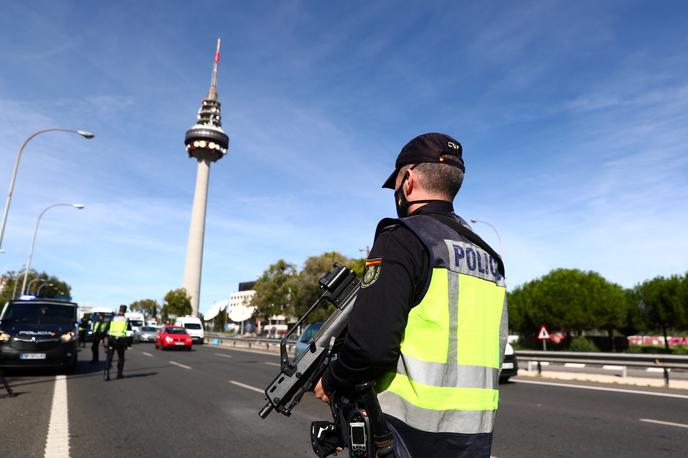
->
[155,326,193,351]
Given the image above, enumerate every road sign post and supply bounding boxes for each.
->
[538,325,550,351]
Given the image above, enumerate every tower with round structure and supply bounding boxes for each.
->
[183,38,229,317]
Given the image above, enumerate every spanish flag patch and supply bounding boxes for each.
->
[361,258,382,288]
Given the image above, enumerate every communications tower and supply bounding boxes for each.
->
[182,38,229,316]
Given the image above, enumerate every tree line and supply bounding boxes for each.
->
[0,269,72,304]
[508,269,688,350]
[251,252,365,323]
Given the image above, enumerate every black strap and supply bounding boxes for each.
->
[429,214,506,277]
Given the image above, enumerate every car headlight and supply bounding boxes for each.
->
[165,336,174,343]
[0,331,11,342]
[60,331,75,342]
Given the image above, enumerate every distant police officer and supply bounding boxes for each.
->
[104,305,132,381]
[78,315,90,348]
[0,367,13,397]
[91,313,106,363]
[315,133,508,457]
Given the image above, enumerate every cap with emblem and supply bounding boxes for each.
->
[382,132,465,189]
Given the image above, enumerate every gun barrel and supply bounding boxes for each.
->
[259,402,274,419]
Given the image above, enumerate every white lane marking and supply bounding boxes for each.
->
[142,352,153,357]
[639,418,688,429]
[603,365,624,370]
[647,368,670,373]
[229,380,264,394]
[214,353,232,358]
[44,375,69,458]
[264,362,281,367]
[170,361,191,370]
[513,379,688,399]
[564,363,586,368]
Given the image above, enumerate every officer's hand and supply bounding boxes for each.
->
[314,378,330,404]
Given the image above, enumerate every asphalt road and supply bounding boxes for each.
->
[1,344,687,457]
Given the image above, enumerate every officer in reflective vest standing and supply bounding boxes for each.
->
[315,133,508,457]
[104,305,132,381]
[78,315,90,348]
[90,313,106,363]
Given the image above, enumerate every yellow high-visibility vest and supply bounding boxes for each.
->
[375,214,508,435]
[107,318,128,337]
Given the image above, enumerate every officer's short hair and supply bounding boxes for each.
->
[400,163,464,200]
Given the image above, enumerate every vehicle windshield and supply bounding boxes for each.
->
[2,303,75,325]
[129,320,144,327]
[183,323,202,330]
[141,326,157,332]
[300,322,323,342]
[166,327,187,334]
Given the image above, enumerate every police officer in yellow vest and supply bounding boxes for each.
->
[90,313,106,363]
[105,305,132,381]
[315,133,508,457]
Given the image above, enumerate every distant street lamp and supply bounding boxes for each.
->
[37,282,54,297]
[26,277,42,296]
[0,128,94,253]
[21,203,85,295]
[10,265,26,299]
[470,218,503,256]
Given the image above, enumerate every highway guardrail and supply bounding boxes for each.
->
[515,350,688,385]
[204,332,296,353]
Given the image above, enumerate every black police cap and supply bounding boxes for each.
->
[382,132,465,189]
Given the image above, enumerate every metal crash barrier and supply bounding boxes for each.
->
[515,350,688,386]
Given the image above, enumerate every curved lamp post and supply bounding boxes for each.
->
[21,203,85,295]
[37,282,54,297]
[26,277,42,296]
[470,218,503,256]
[0,128,94,252]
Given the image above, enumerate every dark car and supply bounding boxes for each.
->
[0,299,78,373]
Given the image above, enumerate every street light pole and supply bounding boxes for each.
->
[0,128,94,253]
[26,277,41,296]
[20,203,85,295]
[470,218,503,256]
[37,282,54,297]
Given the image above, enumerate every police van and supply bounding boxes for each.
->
[0,299,78,373]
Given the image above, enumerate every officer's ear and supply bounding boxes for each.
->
[404,169,415,195]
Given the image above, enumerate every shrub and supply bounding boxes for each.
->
[568,337,599,352]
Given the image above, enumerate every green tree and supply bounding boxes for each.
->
[161,288,192,322]
[252,260,297,318]
[129,299,160,319]
[638,275,686,352]
[1,269,72,304]
[507,268,632,348]
[291,252,362,321]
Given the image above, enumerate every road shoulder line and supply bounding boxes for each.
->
[44,375,69,458]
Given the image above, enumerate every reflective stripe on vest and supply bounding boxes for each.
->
[108,319,127,337]
[376,214,508,435]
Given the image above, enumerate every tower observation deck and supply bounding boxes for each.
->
[182,38,229,316]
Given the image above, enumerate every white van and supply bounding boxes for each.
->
[175,316,204,344]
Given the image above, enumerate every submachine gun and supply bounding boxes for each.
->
[259,264,394,458]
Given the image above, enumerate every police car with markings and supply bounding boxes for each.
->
[0,298,78,373]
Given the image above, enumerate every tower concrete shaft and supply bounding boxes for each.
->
[182,38,229,317]
[183,158,211,316]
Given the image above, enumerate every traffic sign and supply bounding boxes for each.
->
[538,325,550,340]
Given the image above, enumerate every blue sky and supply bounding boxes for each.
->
[0,0,686,313]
